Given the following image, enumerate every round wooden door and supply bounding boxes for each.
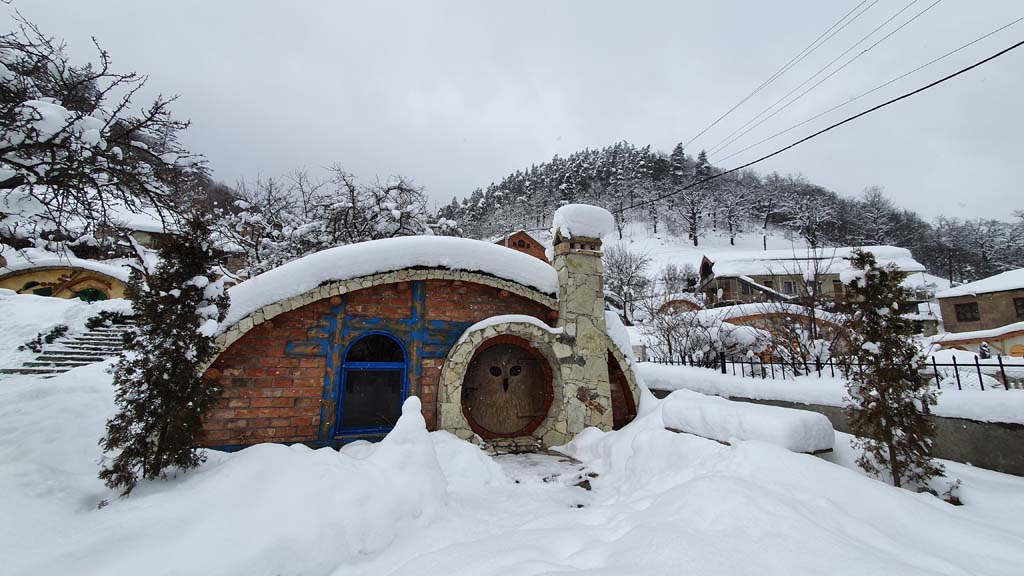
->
[462,341,551,437]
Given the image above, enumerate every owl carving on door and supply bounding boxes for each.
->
[462,343,549,436]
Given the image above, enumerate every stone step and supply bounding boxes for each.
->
[23,360,94,367]
[57,342,123,350]
[38,352,112,360]
[66,334,123,342]
[48,347,121,356]
[0,367,69,376]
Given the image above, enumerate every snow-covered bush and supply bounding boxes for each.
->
[836,249,942,490]
[100,211,229,495]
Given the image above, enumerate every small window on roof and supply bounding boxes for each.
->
[1014,298,1024,319]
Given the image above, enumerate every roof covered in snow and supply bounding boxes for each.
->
[936,268,1024,299]
[0,245,133,282]
[551,204,616,240]
[222,236,559,329]
[704,246,925,278]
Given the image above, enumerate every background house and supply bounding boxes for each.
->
[934,269,1024,356]
[698,246,928,309]
[492,230,549,263]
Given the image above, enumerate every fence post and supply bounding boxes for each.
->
[975,355,985,391]
[998,355,1009,391]
[770,359,776,380]
[815,358,822,378]
[720,351,727,374]
[952,356,962,390]
[828,357,835,378]
[932,356,941,390]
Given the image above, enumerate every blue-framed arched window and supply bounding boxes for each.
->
[336,332,408,435]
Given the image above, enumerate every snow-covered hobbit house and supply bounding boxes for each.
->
[200,205,640,452]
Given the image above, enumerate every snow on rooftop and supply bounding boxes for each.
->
[0,245,133,282]
[551,204,616,240]
[222,236,559,330]
[928,321,1024,343]
[937,268,1024,299]
[707,245,925,278]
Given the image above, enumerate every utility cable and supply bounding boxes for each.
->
[714,16,1024,163]
[682,0,875,149]
[707,0,936,157]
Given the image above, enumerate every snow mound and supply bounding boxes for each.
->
[222,236,558,330]
[2,389,450,575]
[551,203,616,239]
[661,389,834,453]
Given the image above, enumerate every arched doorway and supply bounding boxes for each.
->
[336,333,408,435]
[461,336,552,439]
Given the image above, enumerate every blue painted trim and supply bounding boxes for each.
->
[335,331,410,435]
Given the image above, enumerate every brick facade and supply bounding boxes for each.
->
[201,278,555,448]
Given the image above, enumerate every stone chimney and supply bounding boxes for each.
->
[550,205,615,435]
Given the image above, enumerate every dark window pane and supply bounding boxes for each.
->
[955,302,980,322]
[341,369,403,429]
[1015,298,1024,319]
[346,334,404,363]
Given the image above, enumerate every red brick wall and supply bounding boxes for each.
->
[201,277,556,447]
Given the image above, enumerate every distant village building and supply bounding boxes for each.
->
[492,230,549,263]
[933,269,1024,357]
[698,246,927,310]
[199,205,639,452]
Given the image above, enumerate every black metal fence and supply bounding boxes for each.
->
[644,352,1024,391]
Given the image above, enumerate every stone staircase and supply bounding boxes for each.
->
[1,321,134,378]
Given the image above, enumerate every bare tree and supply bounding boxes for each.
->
[0,14,203,249]
[603,244,652,323]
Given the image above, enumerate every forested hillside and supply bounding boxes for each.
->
[439,141,1023,283]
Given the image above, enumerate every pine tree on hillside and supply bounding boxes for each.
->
[100,211,229,495]
[838,249,942,490]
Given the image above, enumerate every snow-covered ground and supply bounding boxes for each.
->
[3,291,1024,575]
[0,289,131,368]
[640,362,1024,425]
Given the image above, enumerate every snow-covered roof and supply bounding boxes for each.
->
[705,246,925,278]
[928,321,1024,344]
[487,229,550,248]
[551,204,615,240]
[936,269,1024,299]
[695,302,843,326]
[0,245,133,282]
[222,236,559,329]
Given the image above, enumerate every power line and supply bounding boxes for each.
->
[715,16,1024,164]
[710,0,943,159]
[681,0,875,149]
[616,37,1024,216]
[706,0,935,157]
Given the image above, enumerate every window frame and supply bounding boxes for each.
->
[335,331,409,437]
[1014,298,1024,319]
[954,302,981,322]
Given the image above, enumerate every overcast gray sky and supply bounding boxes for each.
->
[16,0,1023,220]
